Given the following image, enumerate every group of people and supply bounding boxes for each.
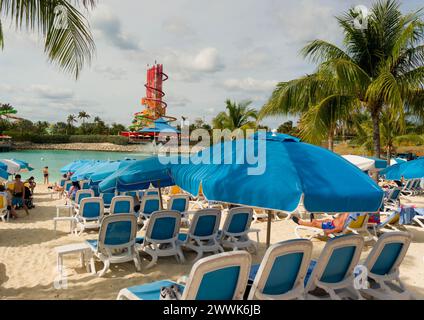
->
[0,175,35,219]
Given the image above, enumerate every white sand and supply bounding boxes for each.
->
[1,185,424,300]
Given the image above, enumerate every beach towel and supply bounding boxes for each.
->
[399,206,416,225]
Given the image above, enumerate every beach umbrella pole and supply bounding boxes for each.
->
[157,180,164,209]
[266,210,272,248]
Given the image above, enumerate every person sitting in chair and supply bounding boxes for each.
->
[291,213,351,235]
[12,175,29,215]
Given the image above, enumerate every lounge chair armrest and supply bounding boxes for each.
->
[248,228,260,234]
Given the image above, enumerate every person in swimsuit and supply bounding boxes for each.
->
[12,175,29,215]
[291,213,350,235]
[43,167,49,184]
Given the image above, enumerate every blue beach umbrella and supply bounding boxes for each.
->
[171,133,384,247]
[0,167,9,181]
[381,157,424,180]
[98,157,174,193]
[171,133,384,213]
[71,161,107,182]
[60,160,92,174]
[11,159,34,171]
[90,160,137,185]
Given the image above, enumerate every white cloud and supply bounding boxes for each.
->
[162,17,196,37]
[94,65,127,80]
[29,85,75,100]
[91,5,141,51]
[272,0,340,43]
[222,77,278,93]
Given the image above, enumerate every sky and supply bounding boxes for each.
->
[0,0,423,129]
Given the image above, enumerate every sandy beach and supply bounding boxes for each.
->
[1,184,424,300]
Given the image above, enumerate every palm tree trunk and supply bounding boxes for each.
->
[386,143,392,166]
[328,127,334,151]
[371,108,381,158]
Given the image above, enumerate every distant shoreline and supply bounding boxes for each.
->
[12,142,201,154]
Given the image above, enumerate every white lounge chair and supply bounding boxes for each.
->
[178,208,223,262]
[359,232,414,300]
[73,189,95,211]
[218,207,260,253]
[86,214,141,277]
[382,188,401,212]
[369,210,402,238]
[248,239,313,300]
[167,194,190,225]
[74,197,104,235]
[0,193,9,222]
[80,180,91,190]
[110,196,134,215]
[117,251,251,300]
[139,195,161,220]
[136,210,185,269]
[100,192,115,211]
[304,234,364,300]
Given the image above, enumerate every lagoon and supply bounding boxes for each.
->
[0,149,151,182]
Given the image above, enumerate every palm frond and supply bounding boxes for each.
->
[0,0,96,78]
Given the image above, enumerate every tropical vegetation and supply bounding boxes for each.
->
[259,0,424,158]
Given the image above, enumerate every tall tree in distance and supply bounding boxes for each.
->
[78,111,90,124]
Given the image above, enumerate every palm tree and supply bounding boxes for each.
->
[66,114,77,134]
[0,103,24,121]
[260,0,424,157]
[66,114,77,125]
[78,111,90,124]
[0,1,96,79]
[212,100,258,131]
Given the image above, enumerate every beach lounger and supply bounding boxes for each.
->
[248,239,313,300]
[100,192,115,210]
[136,210,185,268]
[144,188,159,196]
[80,180,91,190]
[63,181,72,198]
[73,189,95,210]
[359,232,413,300]
[139,195,161,221]
[178,208,223,262]
[86,214,141,277]
[382,188,401,212]
[401,179,418,196]
[110,196,134,215]
[369,210,402,237]
[0,194,10,222]
[117,251,251,300]
[167,194,190,225]
[217,207,260,253]
[74,197,104,235]
[304,234,364,300]
[295,213,373,241]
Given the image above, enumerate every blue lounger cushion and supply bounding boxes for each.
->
[125,280,185,300]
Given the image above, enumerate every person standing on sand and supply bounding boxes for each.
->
[12,175,29,215]
[43,167,49,184]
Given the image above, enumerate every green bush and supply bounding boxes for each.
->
[4,132,128,145]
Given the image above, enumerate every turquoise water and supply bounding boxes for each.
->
[0,150,151,183]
